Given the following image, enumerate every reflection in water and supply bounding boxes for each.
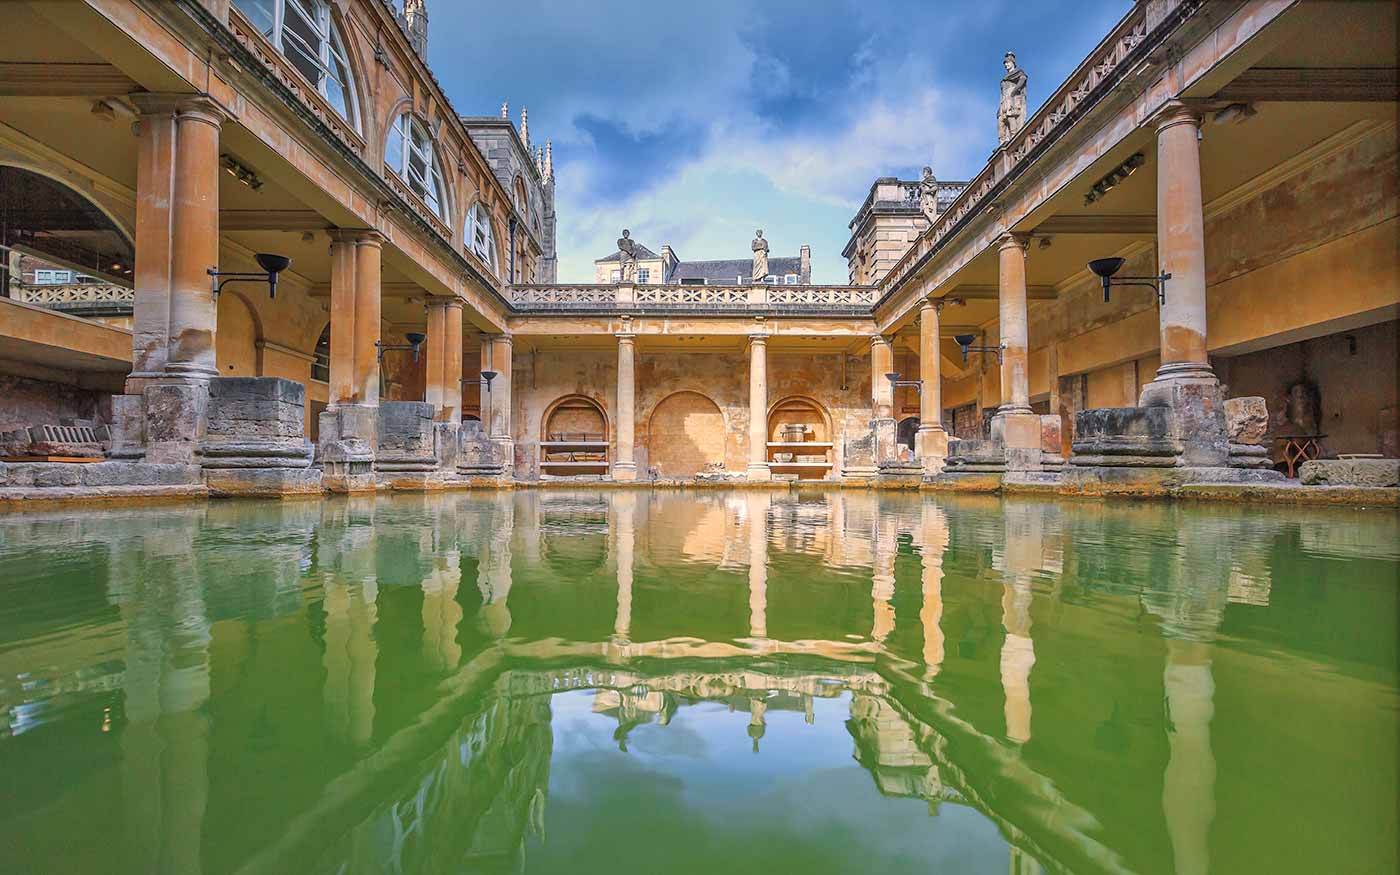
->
[0,491,1396,874]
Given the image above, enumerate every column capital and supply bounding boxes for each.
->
[615,332,636,343]
[328,228,385,247]
[920,297,946,314]
[748,333,768,345]
[425,295,463,311]
[1151,100,1204,135]
[491,333,514,348]
[995,231,1032,253]
[869,333,892,349]
[130,92,228,126]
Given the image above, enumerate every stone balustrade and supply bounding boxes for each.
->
[510,282,876,314]
[12,283,133,307]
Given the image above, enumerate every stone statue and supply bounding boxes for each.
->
[998,52,1028,146]
[751,229,769,282]
[616,228,637,282]
[919,166,938,218]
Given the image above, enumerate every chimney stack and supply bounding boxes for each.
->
[800,244,811,283]
[403,0,428,56]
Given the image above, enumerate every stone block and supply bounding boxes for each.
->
[143,382,208,465]
[205,467,324,497]
[1224,396,1269,445]
[203,377,313,473]
[317,405,377,492]
[108,394,146,460]
[376,401,436,471]
[1070,406,1180,467]
[1299,458,1400,488]
[942,439,1007,473]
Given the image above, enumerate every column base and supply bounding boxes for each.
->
[612,462,638,482]
[915,425,950,474]
[1138,366,1228,468]
[318,404,378,493]
[143,379,211,465]
[990,410,1042,471]
[746,463,772,482]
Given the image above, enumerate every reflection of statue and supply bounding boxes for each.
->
[751,229,769,282]
[616,228,637,282]
[919,166,938,218]
[998,52,1028,145]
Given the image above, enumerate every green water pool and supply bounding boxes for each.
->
[0,491,1396,874]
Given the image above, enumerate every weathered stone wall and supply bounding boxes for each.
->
[0,375,109,434]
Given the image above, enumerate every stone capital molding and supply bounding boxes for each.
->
[328,228,386,247]
[995,231,1032,253]
[130,92,230,126]
[1149,100,1203,134]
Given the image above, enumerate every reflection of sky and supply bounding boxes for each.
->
[535,689,1008,874]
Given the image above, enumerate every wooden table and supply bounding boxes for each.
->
[1274,434,1326,478]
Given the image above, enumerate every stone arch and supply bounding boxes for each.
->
[767,395,833,443]
[0,164,135,283]
[647,391,726,478]
[541,394,609,442]
[216,290,260,377]
[768,395,835,480]
[897,416,920,452]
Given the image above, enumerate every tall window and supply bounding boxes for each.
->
[386,113,445,218]
[312,324,331,382]
[234,0,358,130]
[466,203,497,274]
[636,268,650,284]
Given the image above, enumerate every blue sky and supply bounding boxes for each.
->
[425,1,1129,283]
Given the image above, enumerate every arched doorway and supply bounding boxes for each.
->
[897,416,920,454]
[647,391,725,478]
[768,396,834,480]
[540,395,609,478]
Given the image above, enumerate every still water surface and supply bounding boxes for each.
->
[0,491,1396,874]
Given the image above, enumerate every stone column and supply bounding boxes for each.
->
[915,299,949,471]
[991,232,1041,466]
[614,332,638,481]
[871,334,896,463]
[1139,103,1229,467]
[125,95,226,464]
[425,298,463,423]
[488,335,514,476]
[747,334,771,481]
[320,230,383,491]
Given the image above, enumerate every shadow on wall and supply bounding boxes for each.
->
[647,391,725,478]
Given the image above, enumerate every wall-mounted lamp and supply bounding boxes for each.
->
[208,253,291,300]
[953,333,1004,364]
[220,153,264,191]
[885,372,923,394]
[459,370,499,390]
[1087,257,1169,304]
[376,332,427,363]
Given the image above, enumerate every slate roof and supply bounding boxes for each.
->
[595,242,661,262]
[669,256,803,284]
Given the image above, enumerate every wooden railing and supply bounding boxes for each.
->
[510,283,877,313]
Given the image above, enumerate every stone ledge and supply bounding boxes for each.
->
[0,483,208,508]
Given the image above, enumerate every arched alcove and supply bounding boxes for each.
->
[540,395,609,478]
[897,416,920,453]
[648,391,725,478]
[767,396,834,480]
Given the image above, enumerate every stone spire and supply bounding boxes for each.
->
[535,147,545,176]
[403,0,428,57]
[520,107,530,151]
[500,100,508,119]
[544,140,553,180]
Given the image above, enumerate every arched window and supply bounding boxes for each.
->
[234,0,359,130]
[512,175,528,211]
[466,202,497,274]
[311,323,331,382]
[385,112,445,218]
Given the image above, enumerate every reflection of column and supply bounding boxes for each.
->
[1000,575,1035,744]
[919,502,949,677]
[872,510,896,642]
[915,299,948,472]
[118,535,211,875]
[614,332,637,480]
[613,491,636,641]
[421,552,462,673]
[748,698,767,753]
[479,496,515,637]
[747,334,770,481]
[324,575,379,749]
[1163,639,1216,875]
[747,492,770,638]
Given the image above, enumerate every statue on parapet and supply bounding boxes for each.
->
[998,51,1028,146]
[616,229,637,282]
[751,229,769,282]
[919,166,939,218]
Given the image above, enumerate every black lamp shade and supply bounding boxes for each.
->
[1088,257,1124,279]
[255,253,291,274]
[953,334,975,347]
[406,332,427,346]
[885,372,901,385]
[480,370,498,387]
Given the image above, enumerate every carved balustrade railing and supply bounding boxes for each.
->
[510,284,876,313]
[879,2,1157,299]
[13,283,134,307]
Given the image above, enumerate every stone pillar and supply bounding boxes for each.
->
[125,95,226,464]
[320,230,383,491]
[488,335,514,476]
[915,299,949,472]
[614,332,637,481]
[1137,102,1229,468]
[746,334,771,481]
[425,298,463,424]
[871,334,897,463]
[991,232,1041,467]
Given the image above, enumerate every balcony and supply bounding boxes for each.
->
[510,283,877,316]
